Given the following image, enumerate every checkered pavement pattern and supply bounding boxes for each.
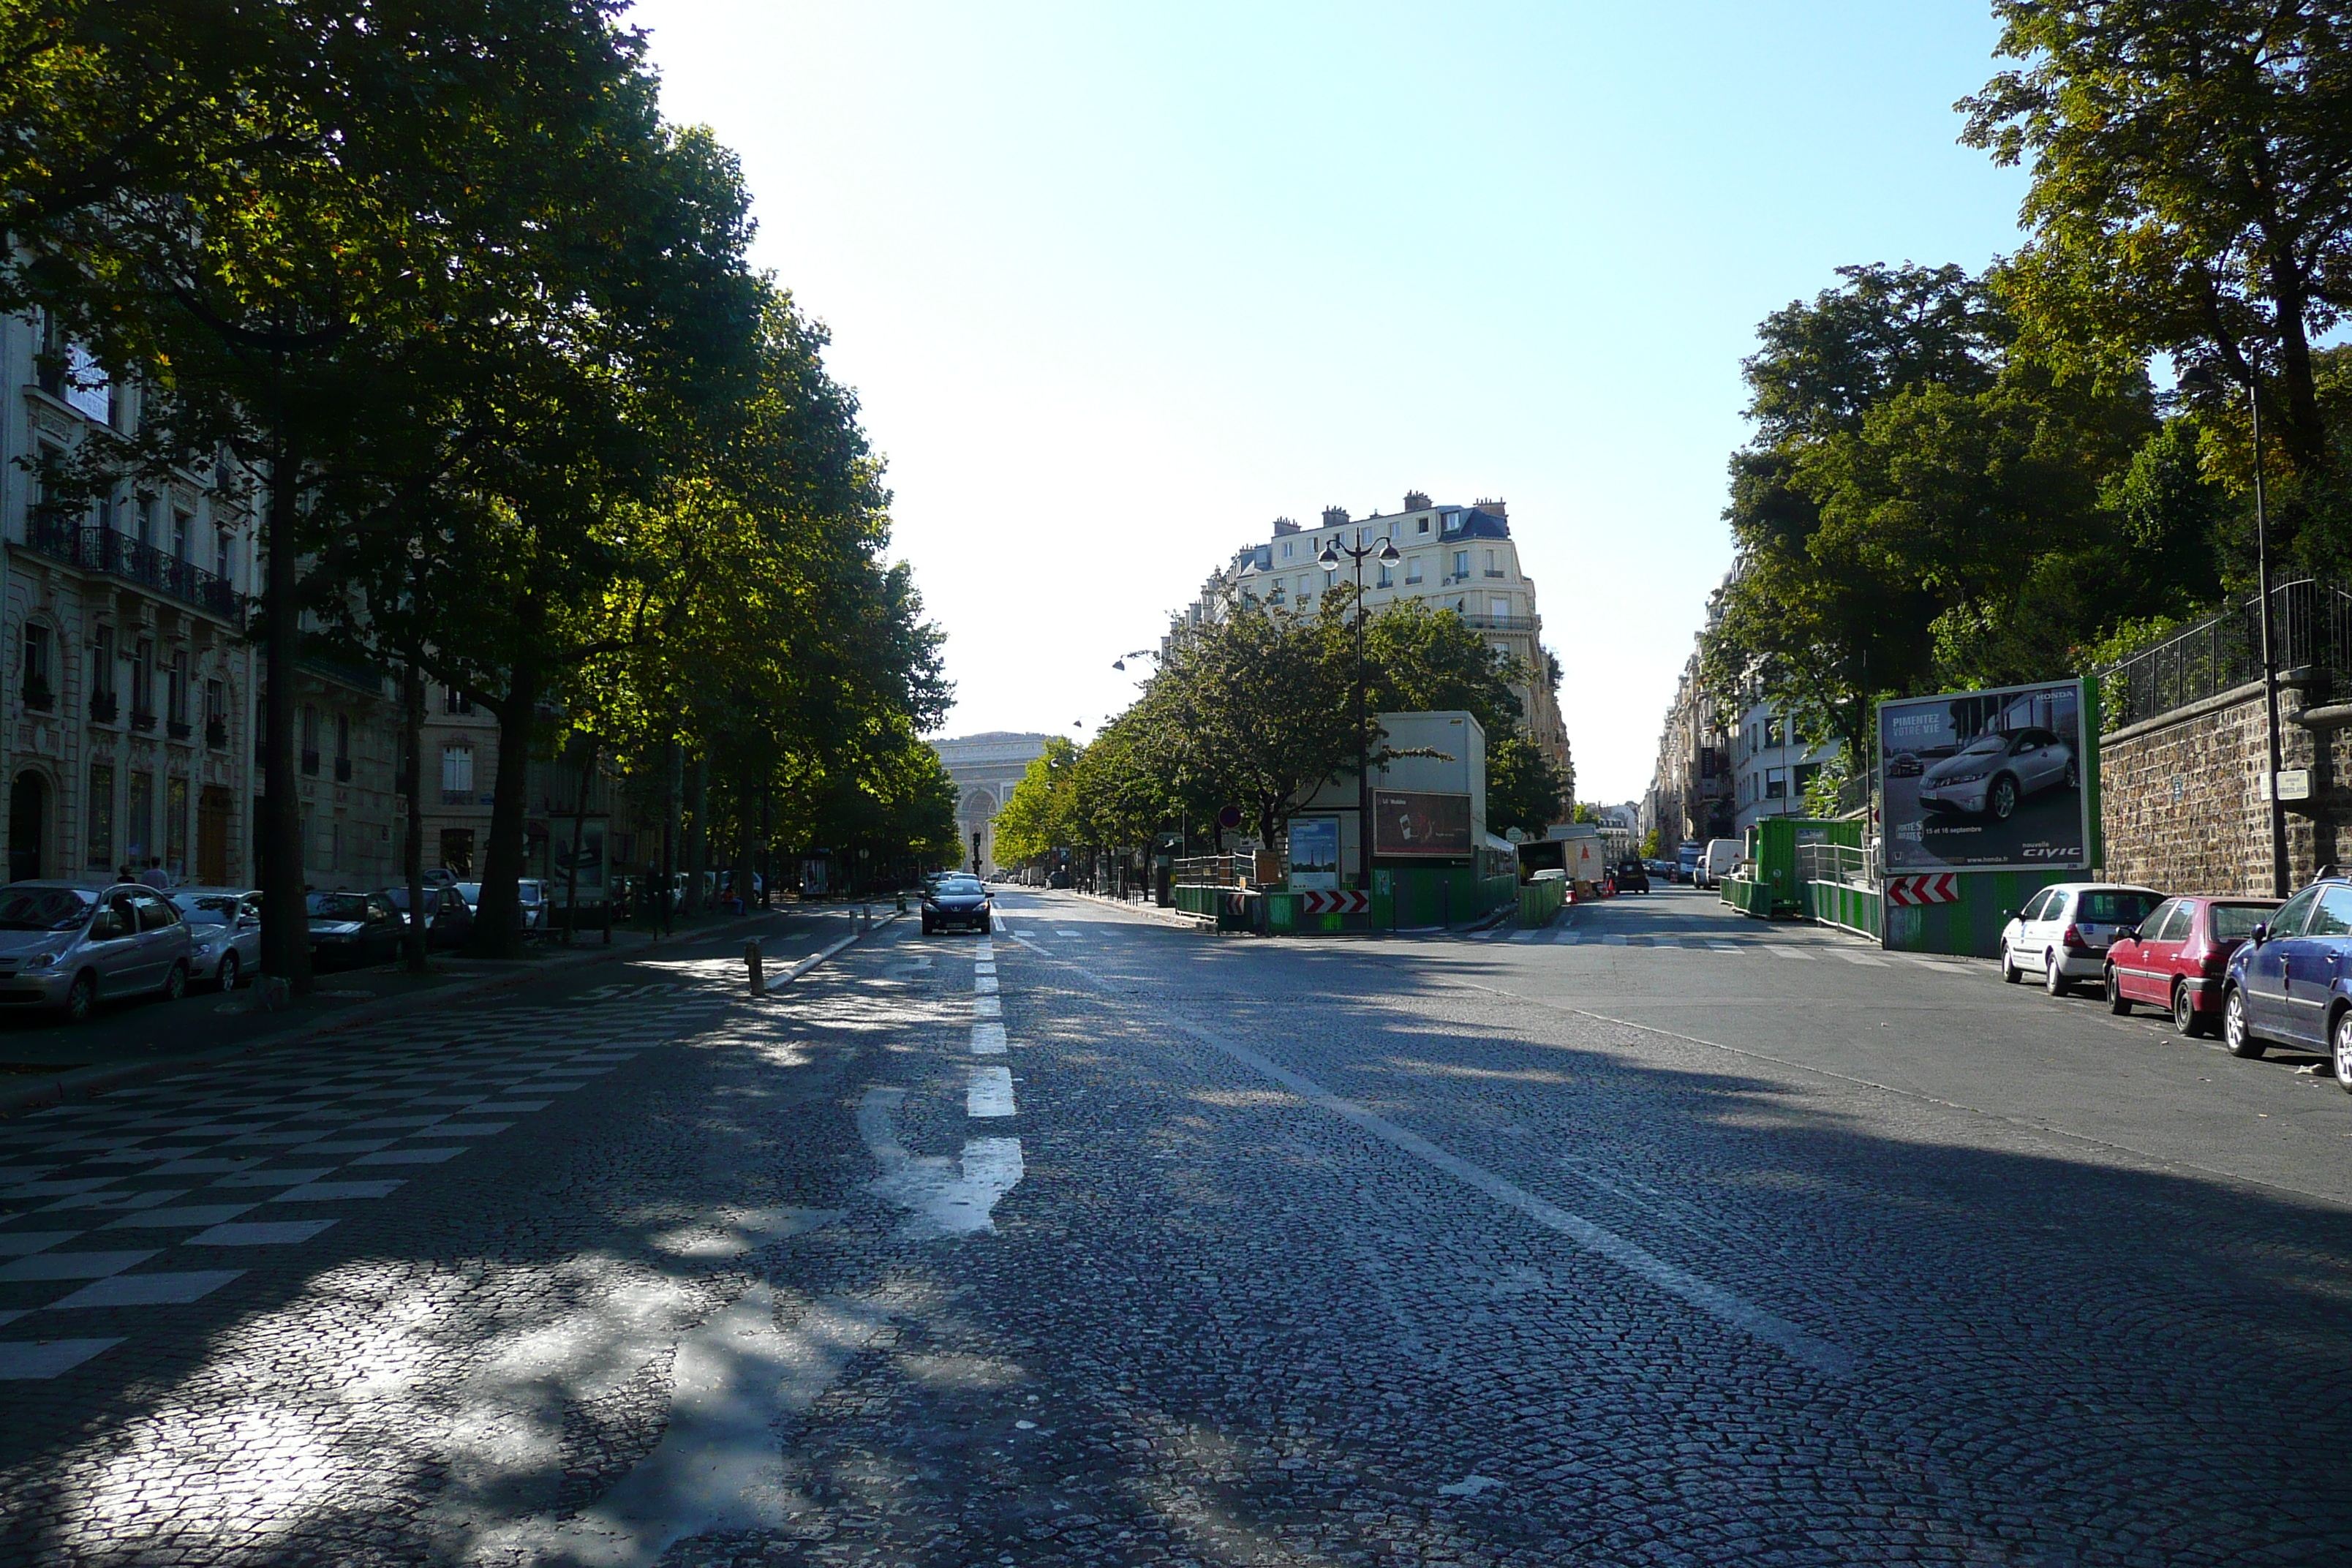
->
[0,979,718,1382]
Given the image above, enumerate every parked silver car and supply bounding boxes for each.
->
[0,881,195,1022]
[1918,726,2078,819]
[170,887,262,991]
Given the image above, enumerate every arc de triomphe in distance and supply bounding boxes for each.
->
[927,731,1057,876]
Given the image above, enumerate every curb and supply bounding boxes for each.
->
[0,906,861,1119]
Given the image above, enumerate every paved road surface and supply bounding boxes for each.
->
[1,887,2346,1566]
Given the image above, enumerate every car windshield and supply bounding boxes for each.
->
[454,883,480,902]
[2076,891,2160,924]
[937,879,984,896]
[307,893,369,921]
[1959,734,2008,756]
[173,895,242,925]
[2210,903,2274,941]
[0,887,93,932]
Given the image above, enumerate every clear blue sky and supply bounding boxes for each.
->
[627,1,2032,802]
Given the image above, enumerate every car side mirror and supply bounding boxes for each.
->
[1999,909,2016,920]
[2249,924,2269,946]
[2119,926,2138,943]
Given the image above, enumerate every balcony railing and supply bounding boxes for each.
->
[1462,614,1538,633]
[300,748,320,776]
[333,755,353,783]
[166,718,191,741]
[20,514,241,622]
[129,708,157,733]
[442,788,474,806]
[20,681,53,713]
[88,691,117,724]
[205,716,227,749]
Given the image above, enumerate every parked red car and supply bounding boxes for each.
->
[2103,894,2278,1036]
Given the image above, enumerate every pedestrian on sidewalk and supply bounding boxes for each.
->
[139,858,176,891]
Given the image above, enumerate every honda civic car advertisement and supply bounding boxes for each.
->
[1879,679,2092,873]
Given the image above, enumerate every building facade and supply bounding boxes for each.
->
[1,306,260,889]
[928,731,1056,875]
[1730,699,1842,834]
[1177,494,1572,781]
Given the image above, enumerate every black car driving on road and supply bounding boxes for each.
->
[1614,860,1651,894]
[922,875,993,935]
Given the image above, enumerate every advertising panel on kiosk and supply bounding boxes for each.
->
[1372,791,1473,858]
[1878,679,2092,874]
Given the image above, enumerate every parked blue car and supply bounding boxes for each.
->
[2221,876,2352,1091]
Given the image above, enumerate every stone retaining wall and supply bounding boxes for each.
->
[2099,679,2348,894]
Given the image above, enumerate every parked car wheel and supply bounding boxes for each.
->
[216,950,241,992]
[62,969,96,1024]
[160,960,187,1003]
[2104,965,2130,1015]
[2171,981,2206,1038]
[2223,987,2265,1059]
[2044,951,2070,998]
[2000,943,2022,984]
[1991,775,2020,821]
[2334,1010,2352,1095]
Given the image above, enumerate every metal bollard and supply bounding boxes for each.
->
[745,938,766,997]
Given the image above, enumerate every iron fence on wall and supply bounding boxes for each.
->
[2100,578,2352,732]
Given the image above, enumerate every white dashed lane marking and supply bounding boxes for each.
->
[967,1066,1017,1118]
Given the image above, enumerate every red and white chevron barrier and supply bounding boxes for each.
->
[1884,872,1959,907]
[1296,889,1369,914]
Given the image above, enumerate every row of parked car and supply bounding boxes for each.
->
[1997,877,2352,1090]
[0,875,555,1023]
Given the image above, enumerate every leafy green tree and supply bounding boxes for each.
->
[992,739,1082,865]
[1960,1,2352,481]
[1486,736,1570,839]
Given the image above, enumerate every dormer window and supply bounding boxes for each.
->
[1444,512,1461,532]
[1418,517,1431,535]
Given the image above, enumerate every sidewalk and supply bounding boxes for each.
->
[0,903,864,1117]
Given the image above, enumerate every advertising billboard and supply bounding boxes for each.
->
[1286,817,1340,890]
[1879,679,2091,874]
[1373,790,1473,859]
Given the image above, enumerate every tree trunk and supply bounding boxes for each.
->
[659,737,679,935]
[401,655,427,973]
[681,753,707,913]
[465,651,539,960]
[731,784,753,916]
[567,731,598,946]
[258,441,312,995]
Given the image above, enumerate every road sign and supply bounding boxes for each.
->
[1884,872,1959,907]
[2260,769,2312,802]
[1296,889,1369,915]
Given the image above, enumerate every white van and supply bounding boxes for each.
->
[1700,838,1744,889]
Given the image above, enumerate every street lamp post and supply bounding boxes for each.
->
[2184,356,2288,896]
[1318,531,1401,900]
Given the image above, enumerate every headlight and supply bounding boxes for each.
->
[1941,770,1985,785]
[20,951,56,969]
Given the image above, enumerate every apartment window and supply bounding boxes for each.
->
[1281,541,1292,559]
[1766,767,1788,800]
[301,704,321,774]
[171,510,191,562]
[130,640,154,724]
[442,685,473,716]
[1405,557,1423,584]
[167,650,188,725]
[1356,528,1368,547]
[86,763,113,870]
[1376,564,1393,589]
[335,712,350,762]
[20,624,53,708]
[1490,598,1509,618]
[1322,569,1335,590]
[214,527,231,584]
[91,627,114,698]
[1417,517,1431,535]
[1451,550,1469,579]
[1444,512,1461,532]
[205,678,227,747]
[442,742,474,798]
[331,820,344,872]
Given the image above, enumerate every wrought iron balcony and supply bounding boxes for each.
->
[166,718,192,741]
[20,514,241,622]
[300,748,320,777]
[206,716,227,749]
[88,691,117,724]
[129,708,157,733]
[20,680,53,713]
[333,755,353,783]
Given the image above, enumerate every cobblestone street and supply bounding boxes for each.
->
[4,888,2349,1566]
